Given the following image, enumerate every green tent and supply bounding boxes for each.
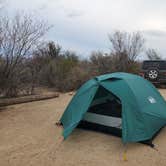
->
[60,72,166,143]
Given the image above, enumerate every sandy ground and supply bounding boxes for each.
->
[0,90,166,166]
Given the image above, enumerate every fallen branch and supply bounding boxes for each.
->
[0,93,59,107]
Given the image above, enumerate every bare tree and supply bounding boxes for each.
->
[108,31,145,72]
[146,48,162,60]
[34,41,62,59]
[109,31,145,61]
[0,13,49,97]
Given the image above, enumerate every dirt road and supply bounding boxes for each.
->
[0,90,166,166]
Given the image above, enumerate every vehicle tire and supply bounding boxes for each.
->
[147,68,159,81]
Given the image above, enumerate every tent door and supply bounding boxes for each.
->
[77,95,122,137]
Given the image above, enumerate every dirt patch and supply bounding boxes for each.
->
[0,90,166,166]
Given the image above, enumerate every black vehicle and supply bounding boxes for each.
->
[140,60,166,84]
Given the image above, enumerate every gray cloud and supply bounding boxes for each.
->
[143,30,166,38]
[66,9,84,18]
[38,4,48,10]
[5,0,166,58]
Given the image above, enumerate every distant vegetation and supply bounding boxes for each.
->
[0,13,163,97]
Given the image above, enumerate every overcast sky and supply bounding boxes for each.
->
[3,0,166,58]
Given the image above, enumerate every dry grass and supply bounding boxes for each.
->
[0,90,166,166]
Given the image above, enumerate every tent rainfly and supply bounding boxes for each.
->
[60,72,166,145]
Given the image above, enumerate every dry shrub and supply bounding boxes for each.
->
[0,29,146,97]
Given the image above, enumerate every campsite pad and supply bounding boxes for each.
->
[0,90,166,166]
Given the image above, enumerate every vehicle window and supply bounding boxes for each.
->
[142,61,166,70]
[159,61,166,70]
[142,61,160,70]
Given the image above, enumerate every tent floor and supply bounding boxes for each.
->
[77,120,122,137]
[58,120,163,148]
[77,120,164,148]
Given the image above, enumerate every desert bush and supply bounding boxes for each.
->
[31,42,80,91]
[63,60,95,91]
[0,28,147,96]
[29,32,145,93]
[90,51,113,75]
